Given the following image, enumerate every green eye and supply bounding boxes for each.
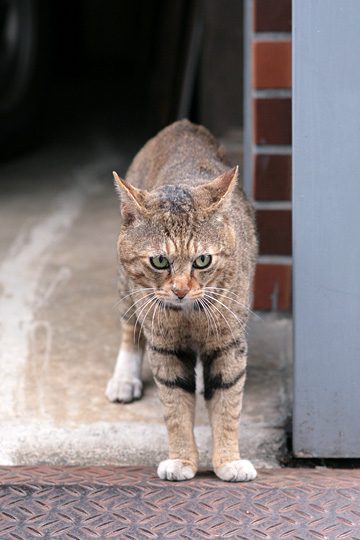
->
[193,254,212,269]
[150,255,170,270]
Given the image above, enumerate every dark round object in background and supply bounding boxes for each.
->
[0,0,45,158]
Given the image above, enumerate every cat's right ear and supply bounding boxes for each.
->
[113,171,147,224]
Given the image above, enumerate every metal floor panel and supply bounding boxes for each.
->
[0,466,359,539]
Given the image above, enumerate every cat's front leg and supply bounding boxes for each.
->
[202,339,257,482]
[147,345,198,481]
[106,321,144,403]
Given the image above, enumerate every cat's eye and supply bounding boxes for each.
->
[150,255,170,270]
[193,254,212,269]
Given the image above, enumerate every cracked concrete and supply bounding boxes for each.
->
[0,135,292,469]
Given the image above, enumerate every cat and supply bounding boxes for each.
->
[106,119,257,482]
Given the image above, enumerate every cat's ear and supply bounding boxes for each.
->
[113,171,147,224]
[195,166,238,211]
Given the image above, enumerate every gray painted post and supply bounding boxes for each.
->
[243,0,253,198]
[293,1,360,457]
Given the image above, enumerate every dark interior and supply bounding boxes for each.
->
[0,0,244,159]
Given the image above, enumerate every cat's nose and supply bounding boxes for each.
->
[172,287,189,299]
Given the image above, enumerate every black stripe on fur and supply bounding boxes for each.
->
[203,367,246,400]
[201,339,246,364]
[150,345,197,369]
[154,374,196,394]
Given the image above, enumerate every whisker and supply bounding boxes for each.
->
[161,300,168,339]
[204,287,246,304]
[204,293,247,334]
[151,299,161,344]
[119,287,154,301]
[114,287,155,310]
[158,299,165,339]
[196,298,210,340]
[133,295,156,345]
[121,291,156,321]
[205,289,254,315]
[203,295,236,341]
[138,297,157,348]
[204,287,262,320]
[201,296,220,342]
[202,298,219,339]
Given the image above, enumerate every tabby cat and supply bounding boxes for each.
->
[106,120,257,482]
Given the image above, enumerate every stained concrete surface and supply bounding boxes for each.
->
[0,133,292,468]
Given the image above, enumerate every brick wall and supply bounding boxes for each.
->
[244,0,292,310]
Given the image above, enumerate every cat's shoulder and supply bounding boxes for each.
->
[160,119,219,145]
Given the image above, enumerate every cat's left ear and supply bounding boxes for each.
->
[113,171,148,223]
[195,166,238,211]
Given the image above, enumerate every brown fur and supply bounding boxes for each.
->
[111,120,257,481]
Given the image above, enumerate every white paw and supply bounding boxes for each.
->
[215,459,257,482]
[157,459,196,481]
[105,377,142,403]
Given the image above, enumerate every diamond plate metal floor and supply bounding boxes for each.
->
[0,467,359,539]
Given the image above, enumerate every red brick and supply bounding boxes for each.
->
[253,263,292,310]
[254,98,292,145]
[254,154,292,201]
[254,0,291,32]
[253,41,291,89]
[256,209,292,255]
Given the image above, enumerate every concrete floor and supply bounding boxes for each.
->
[0,133,292,469]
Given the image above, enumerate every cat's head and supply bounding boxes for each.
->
[114,167,238,309]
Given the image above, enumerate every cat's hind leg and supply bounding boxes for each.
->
[106,321,144,403]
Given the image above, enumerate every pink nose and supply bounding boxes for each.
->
[173,288,189,299]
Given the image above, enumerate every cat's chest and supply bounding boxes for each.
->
[147,307,213,351]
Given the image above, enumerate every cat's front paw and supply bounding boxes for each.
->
[157,459,196,481]
[105,376,143,403]
[214,459,257,482]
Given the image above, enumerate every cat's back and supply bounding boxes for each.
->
[126,120,228,190]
